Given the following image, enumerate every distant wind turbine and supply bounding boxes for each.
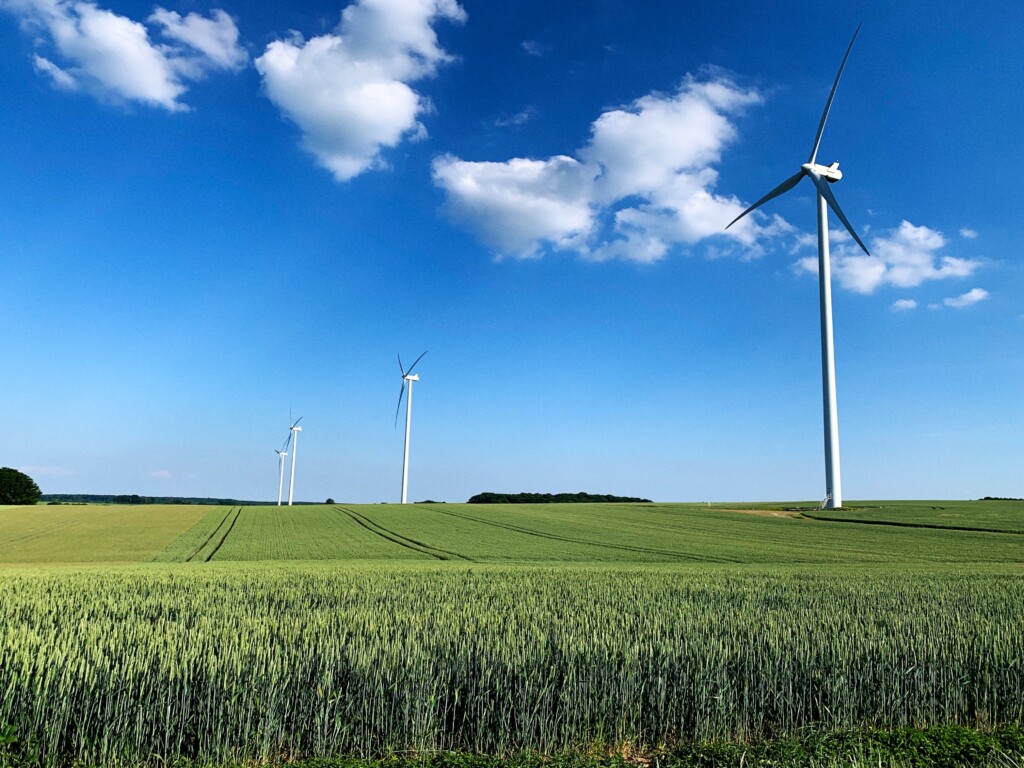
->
[287,416,303,506]
[274,433,291,507]
[395,351,426,505]
[726,26,869,510]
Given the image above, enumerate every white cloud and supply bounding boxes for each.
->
[149,8,247,72]
[891,299,917,311]
[943,287,989,308]
[959,228,978,239]
[521,40,548,57]
[433,74,774,262]
[433,154,594,258]
[796,221,982,294]
[0,0,246,110]
[149,469,172,479]
[32,54,75,88]
[495,107,536,127]
[256,0,465,182]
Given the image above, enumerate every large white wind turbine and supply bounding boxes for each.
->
[274,433,291,507]
[726,26,869,510]
[395,351,426,505]
[287,416,303,506]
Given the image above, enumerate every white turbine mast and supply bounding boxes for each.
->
[394,351,426,504]
[726,25,868,510]
[274,433,291,507]
[287,415,303,506]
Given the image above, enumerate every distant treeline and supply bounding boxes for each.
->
[40,494,277,506]
[467,492,652,504]
[980,496,1023,502]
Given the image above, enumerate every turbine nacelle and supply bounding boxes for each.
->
[395,351,427,429]
[803,161,843,182]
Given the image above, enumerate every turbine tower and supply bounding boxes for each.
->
[274,433,291,507]
[287,416,303,506]
[726,26,869,510]
[395,351,426,504]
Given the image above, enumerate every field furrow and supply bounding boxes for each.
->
[337,506,471,561]
[204,506,435,561]
[425,504,728,562]
[0,505,213,564]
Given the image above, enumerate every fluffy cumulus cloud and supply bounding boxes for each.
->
[432,155,593,256]
[433,74,776,261]
[796,221,982,294]
[943,287,989,308]
[149,8,247,72]
[256,0,465,181]
[891,299,917,312]
[0,0,246,110]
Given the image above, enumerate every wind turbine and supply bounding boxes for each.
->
[725,26,869,510]
[287,416,303,506]
[395,351,426,504]
[274,433,291,507]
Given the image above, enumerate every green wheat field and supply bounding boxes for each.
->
[0,500,1021,766]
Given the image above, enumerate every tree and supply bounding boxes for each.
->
[0,468,42,505]
[326,498,335,504]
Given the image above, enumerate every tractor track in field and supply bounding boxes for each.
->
[1,515,92,546]
[801,512,1024,536]
[334,506,472,561]
[424,505,737,563]
[201,506,242,562]
[184,506,237,563]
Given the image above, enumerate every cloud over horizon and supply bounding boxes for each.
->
[0,0,246,110]
[256,0,466,182]
[433,74,780,262]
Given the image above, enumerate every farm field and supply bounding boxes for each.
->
[800,498,1024,534]
[0,500,1021,767]
[1,499,1022,565]
[0,503,217,564]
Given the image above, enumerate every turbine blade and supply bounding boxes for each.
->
[398,353,405,376]
[407,350,427,375]
[807,173,871,256]
[725,170,805,229]
[394,381,407,428]
[293,416,303,427]
[281,434,292,453]
[808,24,861,164]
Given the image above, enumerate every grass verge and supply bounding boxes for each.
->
[3,725,1021,768]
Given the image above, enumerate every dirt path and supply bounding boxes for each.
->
[710,508,802,519]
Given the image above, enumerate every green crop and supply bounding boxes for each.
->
[3,501,1021,566]
[1,501,1021,766]
[0,504,215,564]
[0,563,1021,766]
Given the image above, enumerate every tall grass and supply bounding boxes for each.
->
[1,563,1021,765]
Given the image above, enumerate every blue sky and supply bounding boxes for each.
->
[1,0,1021,503]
